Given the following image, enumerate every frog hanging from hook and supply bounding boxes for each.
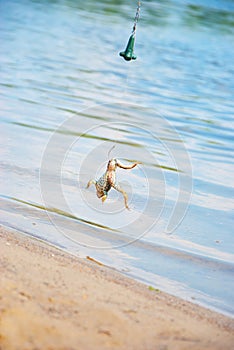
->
[86,158,141,210]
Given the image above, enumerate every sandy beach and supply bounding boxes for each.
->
[0,225,233,350]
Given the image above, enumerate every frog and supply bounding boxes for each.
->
[86,158,141,210]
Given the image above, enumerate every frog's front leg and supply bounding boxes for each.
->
[116,160,141,170]
[113,183,130,210]
[86,179,96,189]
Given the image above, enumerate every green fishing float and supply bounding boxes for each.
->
[119,1,141,61]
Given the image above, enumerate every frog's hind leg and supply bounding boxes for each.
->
[113,184,130,210]
[101,194,107,203]
[86,179,96,189]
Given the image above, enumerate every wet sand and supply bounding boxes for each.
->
[0,225,233,350]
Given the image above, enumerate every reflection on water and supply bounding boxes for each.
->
[184,3,234,33]
[0,0,234,316]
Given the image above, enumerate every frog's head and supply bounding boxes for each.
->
[107,158,117,171]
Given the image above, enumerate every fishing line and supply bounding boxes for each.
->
[107,1,142,159]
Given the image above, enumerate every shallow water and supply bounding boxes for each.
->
[1,0,234,316]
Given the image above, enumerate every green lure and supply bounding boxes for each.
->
[119,1,140,61]
[119,34,137,61]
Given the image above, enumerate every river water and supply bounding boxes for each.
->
[1,0,234,316]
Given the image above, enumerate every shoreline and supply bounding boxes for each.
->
[1,225,233,349]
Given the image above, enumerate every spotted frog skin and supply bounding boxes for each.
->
[86,158,140,210]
